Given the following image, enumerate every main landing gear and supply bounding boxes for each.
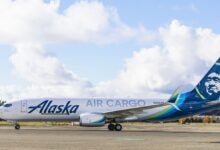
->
[14,123,20,130]
[108,123,122,131]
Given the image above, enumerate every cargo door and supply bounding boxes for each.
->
[21,100,27,113]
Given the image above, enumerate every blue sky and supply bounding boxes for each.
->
[53,0,220,82]
[0,0,219,100]
[59,0,220,31]
[47,0,220,83]
[59,0,219,30]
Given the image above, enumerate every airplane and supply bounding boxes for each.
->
[0,57,219,131]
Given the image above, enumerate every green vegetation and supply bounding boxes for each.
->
[1,121,220,127]
[0,121,71,127]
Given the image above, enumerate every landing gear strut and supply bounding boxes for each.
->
[108,123,122,131]
[15,123,20,130]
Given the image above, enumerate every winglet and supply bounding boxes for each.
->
[168,87,181,103]
[167,87,182,111]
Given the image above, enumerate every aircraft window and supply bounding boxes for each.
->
[4,104,12,107]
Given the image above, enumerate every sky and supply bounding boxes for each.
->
[0,0,220,101]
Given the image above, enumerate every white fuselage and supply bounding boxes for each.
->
[0,98,167,122]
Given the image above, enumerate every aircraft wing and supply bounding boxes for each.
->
[104,88,183,118]
[104,102,170,118]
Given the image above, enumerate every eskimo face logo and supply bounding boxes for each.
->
[204,72,220,96]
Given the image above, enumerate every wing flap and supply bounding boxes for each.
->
[105,103,170,118]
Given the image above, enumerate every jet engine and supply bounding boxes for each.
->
[79,113,106,127]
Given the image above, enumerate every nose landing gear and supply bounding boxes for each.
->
[6,120,21,130]
[108,123,122,131]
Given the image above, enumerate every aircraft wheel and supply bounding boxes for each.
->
[15,124,20,130]
[115,124,122,131]
[108,123,115,131]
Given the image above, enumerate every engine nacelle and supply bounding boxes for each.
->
[79,113,106,127]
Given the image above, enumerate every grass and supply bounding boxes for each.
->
[0,121,220,127]
[0,121,71,127]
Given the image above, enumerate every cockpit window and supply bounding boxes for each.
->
[4,103,12,107]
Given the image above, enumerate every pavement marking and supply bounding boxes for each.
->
[117,137,145,141]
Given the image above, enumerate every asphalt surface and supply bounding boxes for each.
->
[1,123,220,150]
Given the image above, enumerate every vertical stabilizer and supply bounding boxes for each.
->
[189,58,220,101]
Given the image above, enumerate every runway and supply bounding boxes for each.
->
[1,123,220,150]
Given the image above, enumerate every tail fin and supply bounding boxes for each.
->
[188,57,220,101]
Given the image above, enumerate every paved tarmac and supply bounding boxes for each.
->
[1,123,220,150]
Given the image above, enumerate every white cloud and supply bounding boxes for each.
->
[0,0,144,100]
[0,0,143,44]
[10,43,86,85]
[7,42,94,100]
[0,1,219,101]
[94,20,220,98]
